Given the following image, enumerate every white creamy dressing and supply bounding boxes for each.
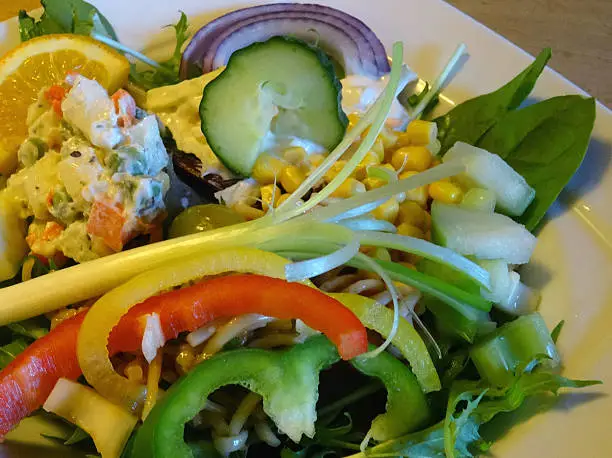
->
[341,73,415,128]
[146,69,412,181]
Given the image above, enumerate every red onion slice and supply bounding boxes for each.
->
[180,3,390,79]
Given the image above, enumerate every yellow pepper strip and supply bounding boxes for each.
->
[330,293,441,393]
[77,248,292,414]
[43,378,137,458]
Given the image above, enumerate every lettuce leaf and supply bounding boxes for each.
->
[129,12,190,90]
[352,363,600,458]
[18,0,117,42]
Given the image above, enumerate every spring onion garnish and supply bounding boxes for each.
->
[355,231,491,289]
[285,236,360,282]
[406,43,467,121]
[339,217,397,233]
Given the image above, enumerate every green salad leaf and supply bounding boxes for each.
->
[129,12,190,90]
[351,361,600,458]
[42,426,91,446]
[435,49,551,154]
[0,338,29,370]
[7,317,49,340]
[18,0,117,42]
[477,95,596,230]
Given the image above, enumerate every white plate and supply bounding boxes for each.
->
[0,1,610,457]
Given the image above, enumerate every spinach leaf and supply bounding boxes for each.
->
[435,48,551,154]
[478,95,596,230]
[129,12,191,90]
[18,0,117,42]
[0,338,29,369]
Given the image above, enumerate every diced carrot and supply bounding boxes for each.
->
[42,222,64,241]
[86,200,127,252]
[46,190,54,208]
[44,85,67,117]
[112,89,136,127]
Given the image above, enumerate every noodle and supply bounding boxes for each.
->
[186,320,223,347]
[142,350,163,420]
[254,421,281,447]
[123,358,146,384]
[229,392,262,435]
[213,431,249,456]
[21,257,35,282]
[198,314,275,360]
[248,333,300,349]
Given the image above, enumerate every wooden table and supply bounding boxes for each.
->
[3,0,611,107]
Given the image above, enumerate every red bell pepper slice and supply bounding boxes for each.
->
[0,275,367,438]
[108,275,367,360]
[0,311,87,438]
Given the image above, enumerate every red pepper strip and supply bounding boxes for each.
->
[109,275,367,361]
[0,311,87,439]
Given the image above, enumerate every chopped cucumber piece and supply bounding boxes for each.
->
[470,313,560,386]
[200,37,347,176]
[460,188,496,213]
[444,142,535,216]
[431,202,536,264]
[478,260,539,314]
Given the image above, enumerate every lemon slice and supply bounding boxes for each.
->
[0,34,130,174]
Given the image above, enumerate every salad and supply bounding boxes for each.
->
[0,1,600,458]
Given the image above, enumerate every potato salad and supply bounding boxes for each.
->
[0,74,169,277]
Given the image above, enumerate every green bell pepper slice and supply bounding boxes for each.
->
[130,335,339,458]
[351,346,430,442]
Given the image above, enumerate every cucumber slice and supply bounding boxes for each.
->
[431,202,536,264]
[443,142,535,216]
[200,37,347,177]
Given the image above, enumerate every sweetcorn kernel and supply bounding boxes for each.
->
[282,146,307,164]
[398,171,429,207]
[405,120,438,145]
[363,177,386,190]
[324,160,355,182]
[348,113,361,130]
[397,222,425,239]
[274,194,290,208]
[252,154,285,185]
[260,184,282,212]
[372,197,399,223]
[309,153,326,168]
[280,165,306,193]
[371,138,385,162]
[378,127,398,149]
[330,178,366,198]
[397,201,430,229]
[429,181,463,204]
[391,146,432,172]
[355,151,381,179]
